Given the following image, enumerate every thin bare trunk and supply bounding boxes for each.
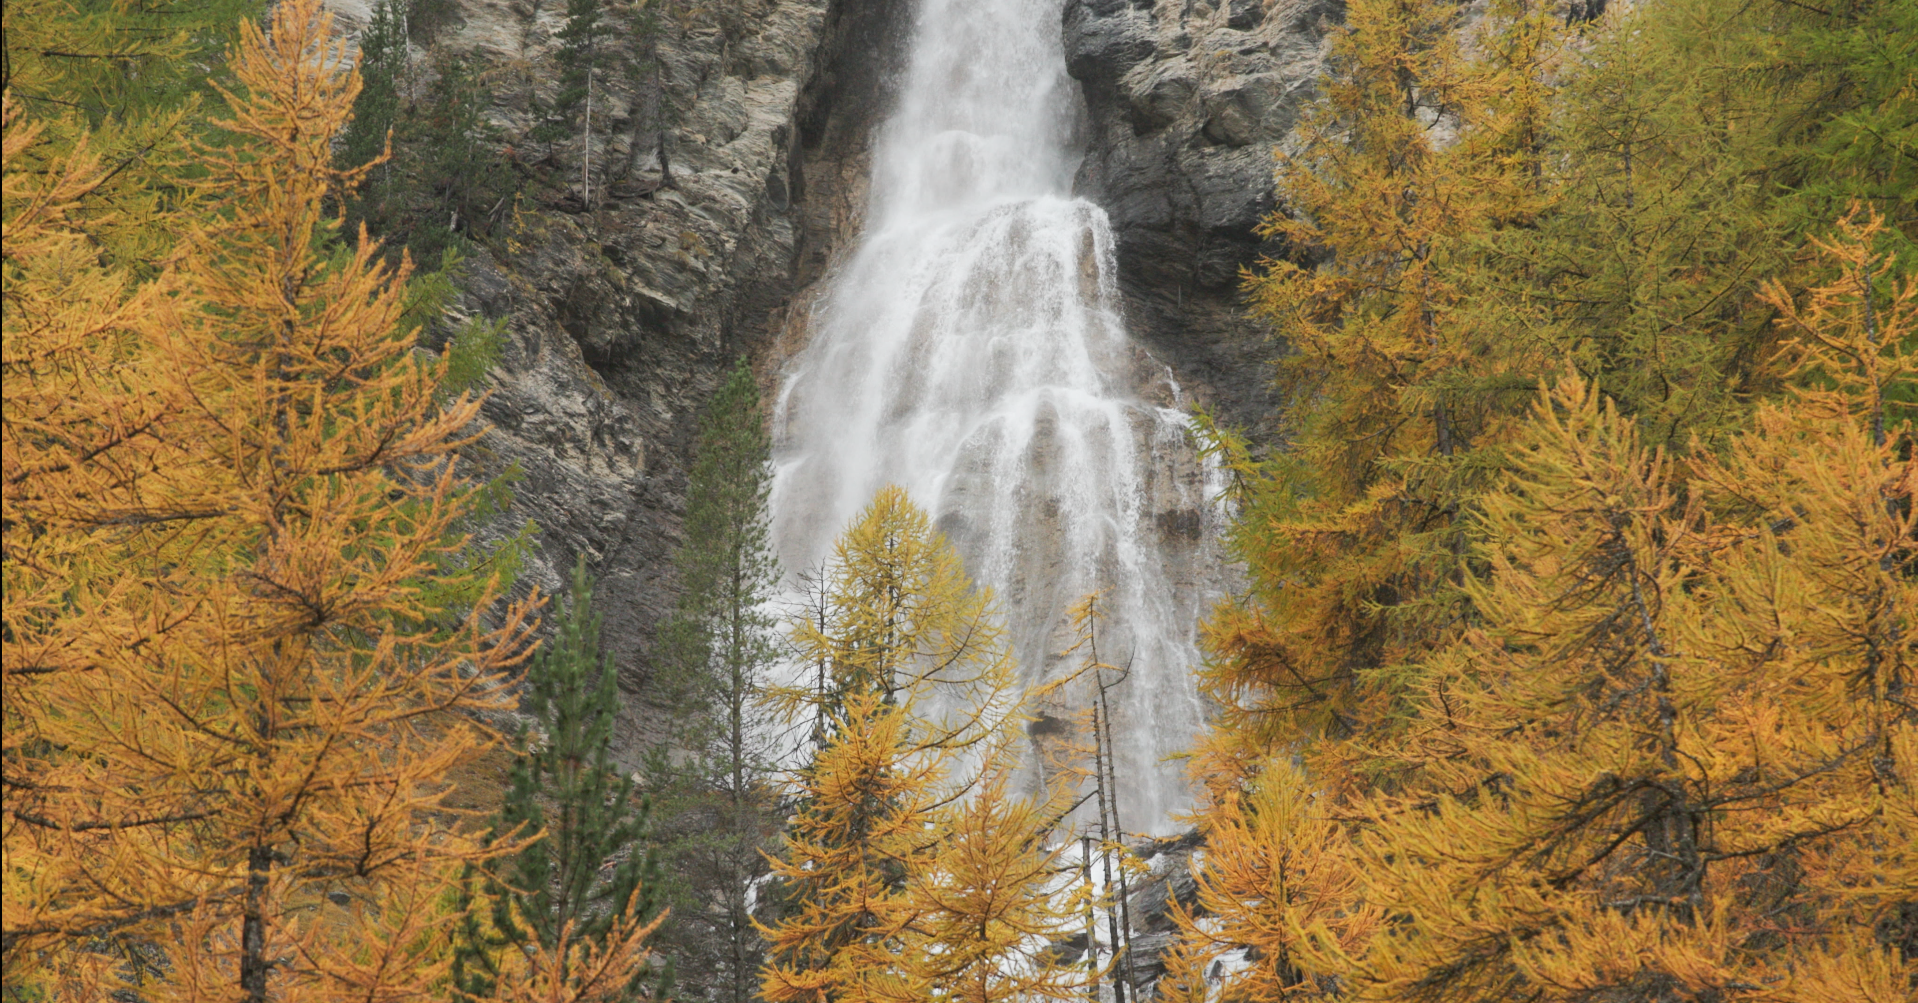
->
[1092,704,1125,1003]
[1098,680,1138,998]
[1082,833,1098,1001]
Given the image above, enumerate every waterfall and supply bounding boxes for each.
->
[769,0,1227,834]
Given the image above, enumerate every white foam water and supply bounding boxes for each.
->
[768,0,1226,834]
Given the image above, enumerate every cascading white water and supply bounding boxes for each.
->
[769,0,1226,834]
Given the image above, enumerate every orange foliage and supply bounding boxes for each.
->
[757,691,946,1003]
[492,889,670,1003]
[1209,0,1567,768]
[760,489,1084,1003]
[908,756,1084,1003]
[1162,757,1378,1001]
[1178,210,1913,1000]
[1,0,561,997]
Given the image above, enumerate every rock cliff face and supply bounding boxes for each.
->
[1064,0,1340,433]
[324,0,910,756]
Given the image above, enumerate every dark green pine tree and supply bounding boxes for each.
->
[672,357,782,812]
[408,51,516,260]
[539,0,611,148]
[340,0,406,235]
[455,559,669,1002]
[341,0,515,261]
[648,358,783,1003]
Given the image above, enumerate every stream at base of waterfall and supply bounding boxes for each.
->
[768,0,1230,835]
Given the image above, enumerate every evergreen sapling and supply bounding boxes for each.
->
[456,559,669,1002]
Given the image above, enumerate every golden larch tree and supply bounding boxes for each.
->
[763,486,1069,1003]
[1163,208,1912,1003]
[905,749,1086,1003]
[776,484,1017,747]
[762,487,1002,1003]
[1205,0,1567,776]
[1,0,560,998]
[1307,212,1912,1000]
[0,0,256,269]
[758,690,946,1003]
[1159,758,1378,1002]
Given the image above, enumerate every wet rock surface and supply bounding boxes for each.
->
[1065,0,1343,435]
[1124,830,1212,992]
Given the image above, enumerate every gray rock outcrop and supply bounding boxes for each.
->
[1125,829,1208,986]
[1064,0,1342,434]
[1046,830,1209,992]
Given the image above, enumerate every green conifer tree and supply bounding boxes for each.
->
[648,359,783,1003]
[663,360,782,784]
[408,51,516,258]
[540,0,612,149]
[339,0,406,221]
[455,559,668,1003]
[341,0,516,259]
